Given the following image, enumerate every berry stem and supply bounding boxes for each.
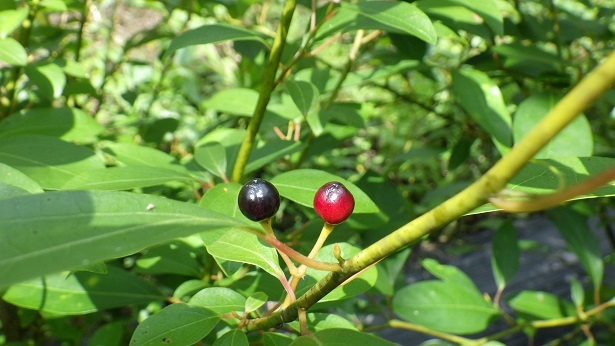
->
[262,234,342,272]
[281,222,337,307]
[260,220,298,275]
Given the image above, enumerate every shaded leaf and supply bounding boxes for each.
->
[288,313,357,333]
[393,279,499,334]
[194,143,228,180]
[202,88,259,117]
[0,135,105,189]
[491,221,519,289]
[130,304,219,346]
[290,329,396,346]
[0,162,43,193]
[201,228,283,278]
[0,107,104,143]
[166,24,266,57]
[245,292,268,313]
[62,166,192,190]
[452,69,512,153]
[547,207,603,288]
[286,80,320,117]
[188,287,246,315]
[0,190,254,289]
[25,62,66,100]
[214,330,248,346]
[3,266,163,314]
[134,241,203,277]
[508,290,575,320]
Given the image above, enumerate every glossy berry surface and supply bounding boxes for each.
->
[238,178,280,222]
[313,182,355,225]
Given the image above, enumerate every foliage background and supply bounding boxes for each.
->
[0,0,614,345]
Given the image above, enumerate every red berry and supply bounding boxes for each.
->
[238,178,280,222]
[313,182,355,225]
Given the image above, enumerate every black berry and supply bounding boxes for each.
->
[238,178,280,222]
[313,181,355,225]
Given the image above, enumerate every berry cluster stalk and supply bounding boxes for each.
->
[244,50,615,331]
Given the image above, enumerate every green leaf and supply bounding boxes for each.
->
[88,321,124,346]
[245,292,268,313]
[547,207,603,288]
[0,181,30,199]
[173,280,209,301]
[188,287,246,315]
[202,88,259,117]
[245,139,305,174]
[194,143,228,180]
[199,182,249,222]
[290,329,396,346]
[134,240,203,277]
[513,93,593,158]
[214,330,248,346]
[343,60,422,88]
[452,69,512,153]
[0,135,105,190]
[491,221,519,290]
[0,162,43,193]
[270,169,379,214]
[448,135,475,170]
[570,278,584,308]
[2,266,163,314]
[0,37,27,66]
[74,262,108,274]
[392,279,499,334]
[421,258,476,290]
[0,107,104,143]
[25,62,66,100]
[508,290,576,320]
[262,333,293,346]
[319,2,436,44]
[417,0,504,37]
[288,313,357,333]
[130,303,219,346]
[166,24,266,57]
[0,190,253,289]
[492,43,562,77]
[0,7,28,38]
[296,243,378,303]
[102,142,190,175]
[200,228,283,278]
[286,80,320,117]
[469,157,615,214]
[39,0,67,11]
[62,166,192,190]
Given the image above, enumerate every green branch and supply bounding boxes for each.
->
[244,50,615,331]
[230,0,297,182]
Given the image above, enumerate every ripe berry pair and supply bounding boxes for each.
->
[237,178,355,225]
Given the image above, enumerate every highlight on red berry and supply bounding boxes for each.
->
[238,178,280,222]
[313,181,355,225]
